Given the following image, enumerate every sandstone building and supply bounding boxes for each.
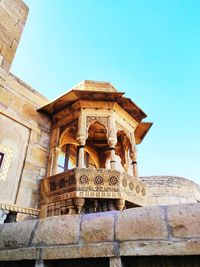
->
[0,0,200,266]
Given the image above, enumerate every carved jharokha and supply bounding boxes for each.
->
[38,80,152,217]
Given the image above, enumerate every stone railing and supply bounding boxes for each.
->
[0,203,200,266]
[0,203,39,216]
[40,168,147,216]
[0,202,40,223]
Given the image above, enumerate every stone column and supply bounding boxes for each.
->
[130,132,138,177]
[109,257,123,267]
[49,147,61,176]
[108,115,117,170]
[46,127,60,176]
[77,110,87,168]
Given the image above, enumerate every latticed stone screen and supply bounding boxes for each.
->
[0,144,13,181]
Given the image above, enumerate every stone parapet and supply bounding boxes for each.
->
[0,203,200,261]
[141,176,200,205]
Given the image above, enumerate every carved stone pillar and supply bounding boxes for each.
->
[77,110,87,168]
[131,150,138,177]
[47,127,60,176]
[49,147,61,176]
[108,115,117,170]
[130,132,138,177]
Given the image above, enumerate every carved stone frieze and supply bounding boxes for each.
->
[86,116,108,130]
[40,168,148,217]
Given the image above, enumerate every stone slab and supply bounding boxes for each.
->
[115,206,168,241]
[32,215,81,246]
[167,203,200,238]
[0,220,37,249]
[120,239,200,256]
[81,212,115,244]
[0,247,40,261]
[41,243,115,260]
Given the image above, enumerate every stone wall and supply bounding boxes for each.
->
[0,203,200,265]
[0,0,51,210]
[0,0,28,72]
[0,71,51,209]
[141,176,200,206]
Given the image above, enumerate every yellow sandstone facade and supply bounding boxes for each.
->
[0,0,200,223]
[1,1,200,266]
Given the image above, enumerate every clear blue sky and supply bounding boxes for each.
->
[11,0,200,184]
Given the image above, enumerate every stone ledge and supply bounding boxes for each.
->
[120,239,200,256]
[0,203,200,261]
[41,243,115,260]
[167,203,200,238]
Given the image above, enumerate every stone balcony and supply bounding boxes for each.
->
[40,168,148,216]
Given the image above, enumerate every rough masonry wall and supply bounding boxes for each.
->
[0,0,28,72]
[0,203,200,261]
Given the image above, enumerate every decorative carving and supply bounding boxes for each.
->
[41,168,147,217]
[129,182,134,190]
[115,121,132,140]
[59,178,66,188]
[86,116,108,130]
[94,175,104,185]
[0,144,13,181]
[141,188,146,196]
[68,175,76,185]
[136,185,140,193]
[122,178,127,187]
[79,175,88,184]
[50,182,57,191]
[109,176,118,186]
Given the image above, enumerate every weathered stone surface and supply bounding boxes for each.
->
[41,243,115,260]
[115,206,168,241]
[0,220,37,249]
[167,203,200,238]
[0,0,28,71]
[0,247,39,261]
[120,239,200,256]
[81,212,115,244]
[32,215,81,245]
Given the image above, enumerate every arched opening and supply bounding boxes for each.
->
[86,121,109,169]
[57,143,78,173]
[57,126,79,173]
[115,130,132,174]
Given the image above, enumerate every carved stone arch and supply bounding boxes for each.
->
[115,121,132,142]
[86,116,108,133]
[59,120,78,149]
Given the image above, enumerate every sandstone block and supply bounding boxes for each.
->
[167,203,200,238]
[32,215,81,245]
[41,243,115,260]
[81,212,115,244]
[115,206,168,241]
[0,247,39,261]
[0,220,37,249]
[120,239,200,256]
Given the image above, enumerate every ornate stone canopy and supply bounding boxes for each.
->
[38,80,152,217]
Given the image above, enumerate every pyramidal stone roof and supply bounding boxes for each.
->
[73,80,117,92]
